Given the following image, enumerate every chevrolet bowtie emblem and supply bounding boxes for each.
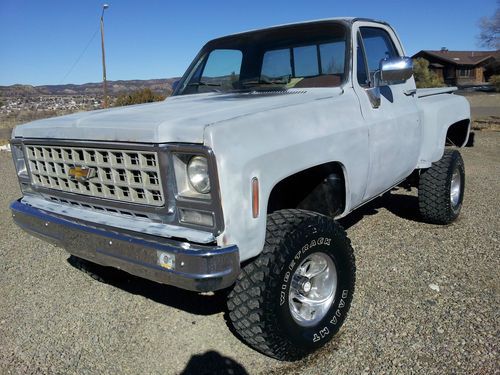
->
[68,166,96,182]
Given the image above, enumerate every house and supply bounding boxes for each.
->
[412,49,500,86]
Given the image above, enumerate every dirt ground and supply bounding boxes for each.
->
[459,91,500,108]
[0,89,499,374]
[0,130,499,374]
[458,91,500,121]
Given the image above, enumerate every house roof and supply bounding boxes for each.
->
[413,50,500,66]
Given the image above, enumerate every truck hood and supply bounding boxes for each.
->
[13,88,343,143]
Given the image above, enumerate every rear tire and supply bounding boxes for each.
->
[226,209,356,360]
[418,149,465,224]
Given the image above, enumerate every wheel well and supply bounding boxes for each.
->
[446,119,470,147]
[267,162,346,217]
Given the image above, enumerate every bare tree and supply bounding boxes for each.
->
[478,2,500,49]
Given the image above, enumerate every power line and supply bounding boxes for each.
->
[58,26,100,85]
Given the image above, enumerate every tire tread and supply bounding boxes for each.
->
[227,209,355,360]
[418,149,464,224]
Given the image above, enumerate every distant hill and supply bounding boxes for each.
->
[0,78,180,97]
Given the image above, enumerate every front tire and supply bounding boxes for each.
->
[227,209,356,360]
[418,149,465,224]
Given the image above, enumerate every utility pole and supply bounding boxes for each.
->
[100,4,109,108]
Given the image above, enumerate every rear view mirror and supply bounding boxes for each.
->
[379,56,413,83]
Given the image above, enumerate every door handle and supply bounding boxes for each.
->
[404,89,417,96]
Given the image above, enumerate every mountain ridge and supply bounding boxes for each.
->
[0,78,180,97]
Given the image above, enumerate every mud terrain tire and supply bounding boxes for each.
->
[418,149,465,224]
[227,209,356,360]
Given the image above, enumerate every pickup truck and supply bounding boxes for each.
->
[10,18,470,360]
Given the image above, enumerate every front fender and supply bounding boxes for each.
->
[203,89,368,262]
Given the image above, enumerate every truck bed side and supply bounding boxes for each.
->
[416,92,470,168]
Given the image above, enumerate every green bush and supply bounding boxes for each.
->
[413,58,445,88]
[114,88,166,107]
[490,75,500,92]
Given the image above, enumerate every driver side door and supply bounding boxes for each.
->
[353,24,421,200]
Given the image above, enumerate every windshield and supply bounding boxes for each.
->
[175,22,347,95]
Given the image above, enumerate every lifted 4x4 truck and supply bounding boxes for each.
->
[10,18,470,360]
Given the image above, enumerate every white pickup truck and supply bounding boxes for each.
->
[10,18,470,360]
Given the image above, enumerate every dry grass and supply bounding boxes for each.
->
[0,109,78,130]
[472,116,500,131]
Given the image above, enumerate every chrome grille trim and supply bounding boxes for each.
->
[25,144,165,207]
[47,195,156,222]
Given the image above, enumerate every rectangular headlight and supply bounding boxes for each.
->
[173,153,212,200]
[169,145,222,233]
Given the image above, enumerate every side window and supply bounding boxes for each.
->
[356,34,368,87]
[359,27,398,78]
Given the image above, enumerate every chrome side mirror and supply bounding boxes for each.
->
[364,56,414,109]
[379,56,413,84]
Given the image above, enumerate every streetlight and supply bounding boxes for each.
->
[100,4,109,108]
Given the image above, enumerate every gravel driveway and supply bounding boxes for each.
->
[0,132,498,375]
[458,92,500,120]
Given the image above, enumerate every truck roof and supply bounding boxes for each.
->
[212,17,388,41]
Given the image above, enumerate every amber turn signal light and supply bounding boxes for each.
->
[252,177,259,218]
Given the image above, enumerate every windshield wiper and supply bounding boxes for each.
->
[187,81,222,87]
[240,75,291,87]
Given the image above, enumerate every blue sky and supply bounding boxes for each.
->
[0,0,497,86]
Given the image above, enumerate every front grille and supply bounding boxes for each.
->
[25,144,165,207]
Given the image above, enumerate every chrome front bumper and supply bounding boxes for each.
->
[10,199,240,292]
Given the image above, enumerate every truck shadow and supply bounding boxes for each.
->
[67,255,227,315]
[339,189,421,230]
[67,189,420,316]
[67,256,256,354]
[179,351,249,375]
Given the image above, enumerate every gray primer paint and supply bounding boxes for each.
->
[13,90,339,144]
[12,19,470,263]
[21,195,215,244]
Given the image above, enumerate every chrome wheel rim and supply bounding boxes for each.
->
[288,252,337,327]
[450,167,462,208]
